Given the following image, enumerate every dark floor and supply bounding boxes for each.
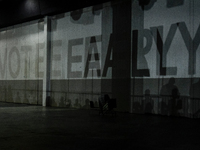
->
[0,102,200,150]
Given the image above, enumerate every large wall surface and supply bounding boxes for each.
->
[0,20,45,105]
[131,0,200,118]
[1,0,200,118]
[50,1,131,111]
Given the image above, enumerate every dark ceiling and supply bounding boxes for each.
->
[0,0,113,28]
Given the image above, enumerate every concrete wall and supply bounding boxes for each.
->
[50,1,131,111]
[1,0,200,118]
[131,0,200,118]
[50,3,113,109]
[0,20,45,105]
[50,0,200,117]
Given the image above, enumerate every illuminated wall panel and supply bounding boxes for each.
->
[0,20,44,105]
[131,0,200,118]
[50,4,113,109]
[0,0,200,117]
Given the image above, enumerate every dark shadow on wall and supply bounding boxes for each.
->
[110,0,131,112]
[74,98,81,108]
[59,96,65,107]
[52,7,101,32]
[144,89,154,114]
[70,9,94,25]
[66,99,71,108]
[50,92,57,106]
[190,79,200,117]
[166,0,184,8]
[132,89,154,114]
[70,4,103,25]
[160,77,182,116]
[189,79,200,99]
[82,99,90,109]
[139,0,184,10]
[132,78,145,114]
[139,0,157,10]
[160,78,179,97]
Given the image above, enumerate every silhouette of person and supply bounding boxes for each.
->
[74,98,81,108]
[65,99,71,108]
[144,89,154,114]
[160,78,179,97]
[51,92,57,106]
[160,77,180,116]
[59,96,65,107]
[82,99,90,109]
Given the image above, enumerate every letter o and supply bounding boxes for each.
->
[9,47,20,78]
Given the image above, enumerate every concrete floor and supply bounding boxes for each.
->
[0,102,200,150]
